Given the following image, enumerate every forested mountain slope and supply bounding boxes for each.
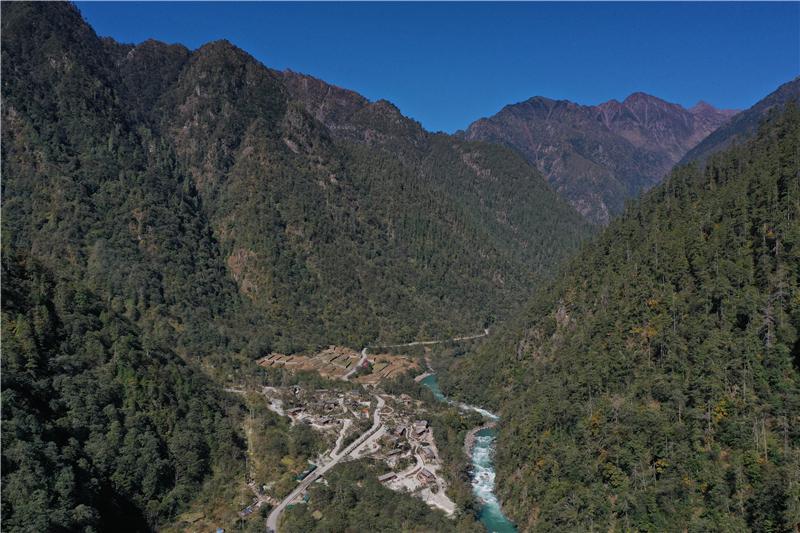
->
[3,2,589,355]
[281,69,586,286]
[1,255,243,531]
[681,77,800,166]
[444,107,800,531]
[98,18,590,352]
[460,93,736,224]
[1,4,248,529]
[1,3,589,529]
[1,2,248,371]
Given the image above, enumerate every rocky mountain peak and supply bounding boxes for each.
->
[462,91,738,224]
[622,91,661,104]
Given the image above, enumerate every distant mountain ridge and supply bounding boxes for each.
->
[460,92,737,224]
[680,77,800,165]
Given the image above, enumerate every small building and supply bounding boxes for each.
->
[416,468,435,485]
[413,420,428,432]
[421,447,436,461]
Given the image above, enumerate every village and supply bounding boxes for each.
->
[180,333,492,531]
[255,382,457,519]
[214,339,489,530]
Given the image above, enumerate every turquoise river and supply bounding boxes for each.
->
[420,374,517,533]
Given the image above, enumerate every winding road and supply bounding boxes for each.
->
[343,347,369,380]
[344,329,489,382]
[266,395,385,532]
[375,328,490,350]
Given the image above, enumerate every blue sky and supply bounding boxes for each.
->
[77,2,799,133]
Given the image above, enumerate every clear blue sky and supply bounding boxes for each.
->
[77,2,799,133]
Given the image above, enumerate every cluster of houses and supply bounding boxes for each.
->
[257,384,455,518]
[282,390,374,428]
[374,417,443,489]
[376,466,433,486]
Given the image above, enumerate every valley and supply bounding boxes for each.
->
[219,332,510,532]
[2,3,798,533]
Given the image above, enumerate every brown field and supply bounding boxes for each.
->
[257,347,419,384]
[355,353,420,385]
[257,346,361,379]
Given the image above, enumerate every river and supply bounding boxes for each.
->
[420,375,517,533]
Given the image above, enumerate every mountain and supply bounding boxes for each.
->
[460,93,737,224]
[680,77,800,165]
[1,4,252,529]
[3,2,590,353]
[443,105,800,531]
[1,255,244,531]
[1,3,590,529]
[138,40,590,348]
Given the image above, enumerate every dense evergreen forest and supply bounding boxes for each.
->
[444,107,800,531]
[2,2,589,357]
[1,255,243,531]
[102,15,591,351]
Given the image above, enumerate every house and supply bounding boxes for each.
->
[416,468,435,485]
[421,446,436,461]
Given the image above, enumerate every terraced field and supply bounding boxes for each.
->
[257,347,419,384]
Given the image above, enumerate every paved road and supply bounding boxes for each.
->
[374,328,489,349]
[343,347,369,380]
[344,329,489,382]
[266,395,385,532]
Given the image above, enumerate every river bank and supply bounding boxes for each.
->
[464,421,497,457]
[470,427,516,533]
[418,373,517,533]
